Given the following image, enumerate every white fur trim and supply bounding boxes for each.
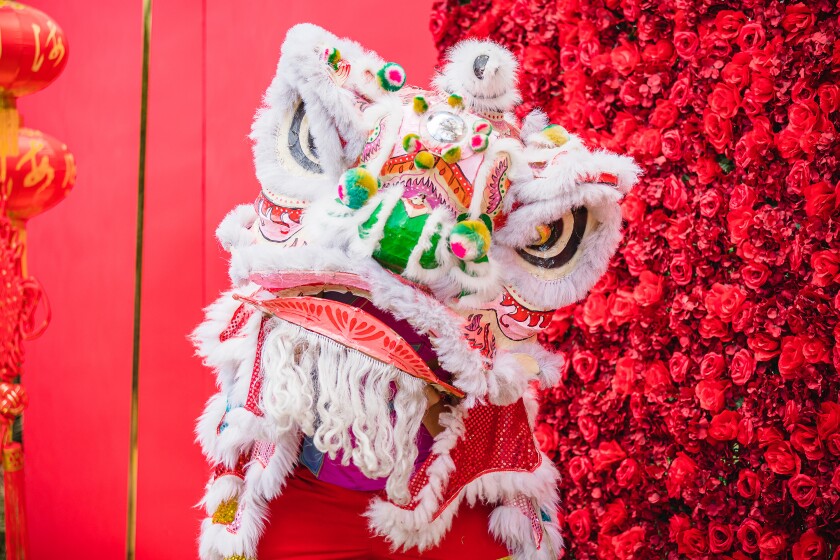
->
[433,39,522,113]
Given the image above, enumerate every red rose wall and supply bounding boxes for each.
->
[20,1,436,558]
[433,0,840,558]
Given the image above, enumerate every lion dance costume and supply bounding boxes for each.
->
[194,24,639,560]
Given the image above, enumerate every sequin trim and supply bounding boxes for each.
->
[226,502,244,535]
[219,303,255,342]
[244,316,270,416]
[212,498,238,525]
[213,453,249,481]
[402,400,542,519]
[509,494,543,550]
[251,440,276,468]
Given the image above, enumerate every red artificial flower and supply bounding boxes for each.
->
[676,527,708,556]
[764,441,798,476]
[803,181,836,219]
[737,469,761,500]
[666,452,697,498]
[792,529,827,560]
[599,499,628,532]
[703,111,733,151]
[737,519,762,554]
[816,402,840,439]
[747,332,781,361]
[781,3,815,34]
[810,250,840,287]
[578,414,600,443]
[567,508,593,541]
[615,458,641,488]
[708,522,735,553]
[593,441,626,472]
[695,379,728,412]
[568,455,592,485]
[708,83,741,119]
[572,350,599,383]
[779,336,807,379]
[612,526,645,559]
[791,424,825,461]
[709,410,740,441]
[669,352,691,383]
[787,474,818,508]
[758,530,787,557]
[534,422,558,454]
[729,348,756,385]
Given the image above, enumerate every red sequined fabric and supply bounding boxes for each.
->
[508,494,543,550]
[213,452,249,481]
[403,399,541,519]
[219,302,255,342]
[244,317,270,416]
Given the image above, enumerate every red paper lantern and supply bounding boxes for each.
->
[0,2,69,97]
[2,127,75,222]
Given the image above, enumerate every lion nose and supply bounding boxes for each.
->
[473,54,489,79]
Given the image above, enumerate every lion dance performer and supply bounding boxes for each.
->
[194,24,639,560]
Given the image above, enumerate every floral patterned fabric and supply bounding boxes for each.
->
[433,0,840,557]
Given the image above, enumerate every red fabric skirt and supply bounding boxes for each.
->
[256,466,511,560]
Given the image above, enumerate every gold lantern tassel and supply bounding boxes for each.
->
[0,95,20,185]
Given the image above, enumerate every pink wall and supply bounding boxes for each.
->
[21,1,436,558]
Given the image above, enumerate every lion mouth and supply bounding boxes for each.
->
[238,270,464,398]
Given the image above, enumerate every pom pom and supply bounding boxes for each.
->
[447,94,464,109]
[449,219,492,261]
[469,134,489,153]
[337,166,379,209]
[442,145,461,164]
[324,47,342,70]
[473,119,493,135]
[376,62,406,92]
[413,96,429,114]
[414,150,435,170]
[402,133,423,153]
[542,124,570,147]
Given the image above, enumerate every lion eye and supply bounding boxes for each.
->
[516,207,588,269]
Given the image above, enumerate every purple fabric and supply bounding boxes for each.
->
[314,424,435,491]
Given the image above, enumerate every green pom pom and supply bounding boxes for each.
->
[402,133,422,153]
[337,167,379,209]
[449,219,491,261]
[473,119,493,135]
[447,94,464,109]
[326,47,342,70]
[413,96,429,114]
[442,146,461,164]
[469,133,489,153]
[376,62,406,92]
[414,150,435,170]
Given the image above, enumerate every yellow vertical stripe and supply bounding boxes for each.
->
[127,0,152,559]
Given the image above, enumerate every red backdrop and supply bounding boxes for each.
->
[433,0,840,558]
[21,2,436,558]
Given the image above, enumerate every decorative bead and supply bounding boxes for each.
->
[212,498,238,525]
[413,95,428,114]
[413,150,435,170]
[402,133,422,154]
[535,224,552,245]
[542,124,570,147]
[469,133,489,153]
[376,62,406,92]
[426,111,466,143]
[449,218,491,261]
[447,93,464,109]
[473,119,493,135]
[222,556,254,560]
[441,145,461,164]
[337,167,379,209]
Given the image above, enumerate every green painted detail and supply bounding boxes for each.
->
[371,200,430,274]
[420,229,441,269]
[358,202,384,239]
